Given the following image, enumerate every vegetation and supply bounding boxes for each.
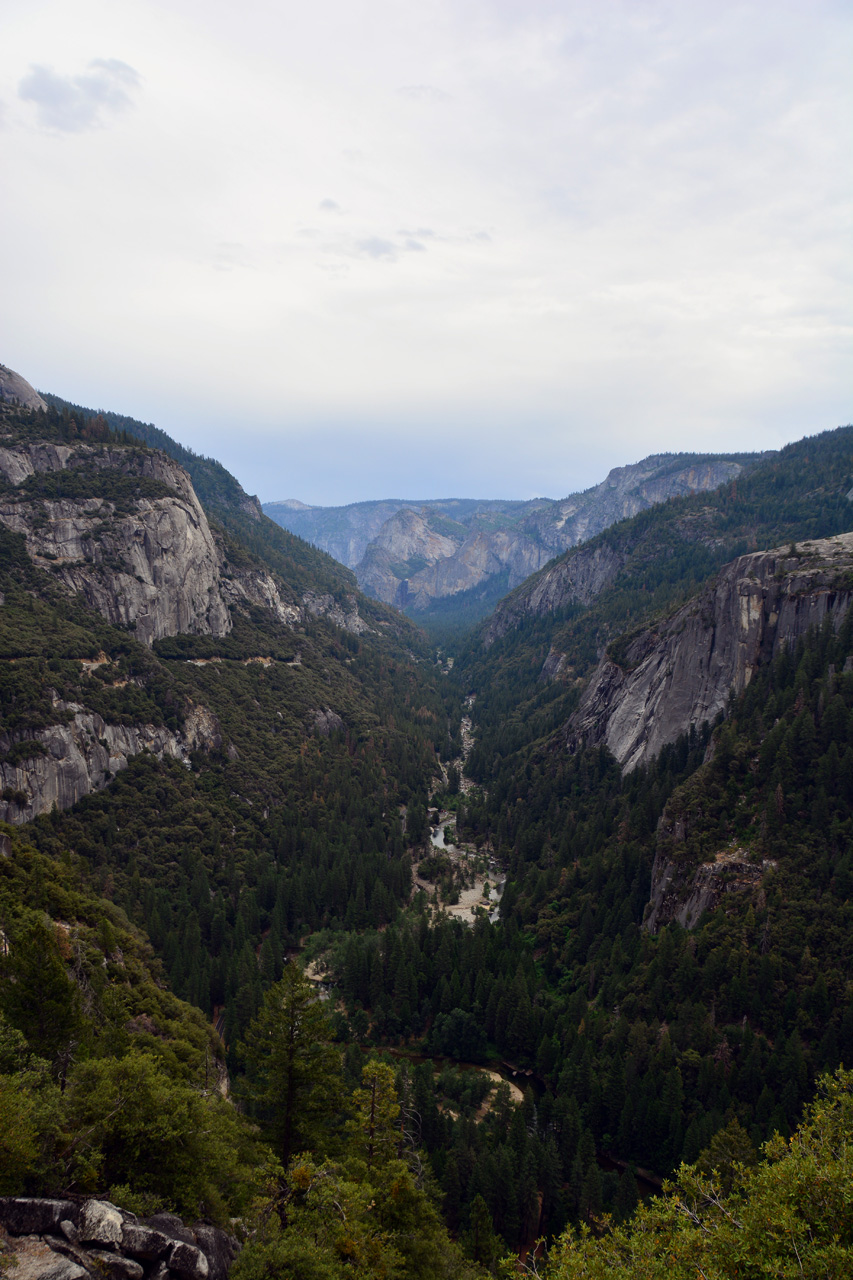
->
[0,821,258,1219]
[540,1068,853,1278]
[1,396,852,1273]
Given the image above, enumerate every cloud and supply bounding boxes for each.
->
[3,0,850,508]
[18,58,141,132]
[352,234,431,260]
[396,84,451,102]
[356,237,397,259]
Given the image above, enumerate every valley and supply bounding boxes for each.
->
[1,366,852,1277]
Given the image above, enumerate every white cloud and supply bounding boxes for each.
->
[18,57,140,132]
[355,237,397,260]
[0,0,849,503]
[396,84,451,101]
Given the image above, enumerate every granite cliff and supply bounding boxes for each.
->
[0,439,231,645]
[0,699,223,825]
[565,532,853,773]
[482,540,626,646]
[0,425,369,649]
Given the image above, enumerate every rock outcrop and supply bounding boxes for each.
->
[0,442,230,645]
[0,411,381,823]
[0,700,223,825]
[522,458,745,558]
[264,498,412,568]
[566,533,853,773]
[643,846,776,933]
[0,429,369,646]
[302,592,371,635]
[0,365,47,412]
[0,1198,238,1280]
[395,528,548,613]
[483,541,626,647]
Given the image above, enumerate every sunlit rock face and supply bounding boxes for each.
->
[566,533,853,773]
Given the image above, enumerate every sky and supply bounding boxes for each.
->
[1,0,851,506]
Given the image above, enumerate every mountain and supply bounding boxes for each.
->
[264,452,762,627]
[0,387,458,995]
[0,399,435,827]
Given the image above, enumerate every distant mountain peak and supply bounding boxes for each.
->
[268,498,315,510]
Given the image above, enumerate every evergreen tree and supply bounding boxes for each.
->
[241,964,342,1167]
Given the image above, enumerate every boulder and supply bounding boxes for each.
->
[192,1227,240,1280]
[78,1201,123,1249]
[0,1202,80,1238]
[120,1224,170,1260]
[2,1235,89,1280]
[86,1251,144,1280]
[0,1199,237,1280]
[168,1241,209,1280]
[142,1214,196,1248]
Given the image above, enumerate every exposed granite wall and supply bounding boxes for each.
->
[0,701,222,825]
[566,533,853,773]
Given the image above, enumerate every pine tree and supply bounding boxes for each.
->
[241,963,342,1166]
[350,1058,400,1169]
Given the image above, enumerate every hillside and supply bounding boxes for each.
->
[337,498,853,1252]
[0,394,459,1047]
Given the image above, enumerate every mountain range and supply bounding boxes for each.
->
[264,451,762,627]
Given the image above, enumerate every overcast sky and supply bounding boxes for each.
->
[2,0,850,505]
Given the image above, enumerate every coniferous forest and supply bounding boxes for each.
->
[1,395,853,1277]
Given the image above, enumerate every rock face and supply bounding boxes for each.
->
[264,498,412,568]
[265,454,757,616]
[566,533,853,773]
[0,365,47,412]
[0,431,370,648]
[0,408,376,824]
[0,1199,238,1280]
[484,541,626,646]
[0,700,223,824]
[0,442,230,645]
[302,592,371,635]
[395,527,547,614]
[523,458,745,558]
[644,847,776,933]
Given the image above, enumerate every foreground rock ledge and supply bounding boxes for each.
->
[0,1199,239,1280]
